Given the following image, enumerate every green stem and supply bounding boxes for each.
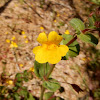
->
[46,64,55,79]
[39,64,55,100]
[39,86,45,100]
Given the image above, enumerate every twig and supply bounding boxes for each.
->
[13,49,20,70]
[39,86,45,100]
[23,0,43,19]
[66,36,77,46]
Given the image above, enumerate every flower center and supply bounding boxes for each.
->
[42,43,58,50]
[48,44,57,50]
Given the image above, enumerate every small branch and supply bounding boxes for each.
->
[66,28,99,46]
[46,64,55,79]
[66,36,77,46]
[23,0,43,19]
[82,29,99,33]
[39,86,45,100]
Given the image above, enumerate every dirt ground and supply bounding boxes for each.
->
[0,0,100,100]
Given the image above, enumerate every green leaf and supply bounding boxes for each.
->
[24,77,29,82]
[23,70,33,81]
[23,70,28,76]
[7,95,11,99]
[59,22,65,26]
[21,86,27,90]
[61,34,72,45]
[42,78,60,92]
[94,89,100,98]
[0,86,4,93]
[28,72,33,80]
[23,70,29,82]
[13,86,18,91]
[90,0,100,5]
[34,61,50,79]
[16,73,22,78]
[19,90,28,98]
[15,73,23,82]
[44,92,56,100]
[70,18,85,34]
[15,82,22,87]
[77,33,98,46]
[27,93,35,100]
[13,93,20,100]
[61,34,80,59]
[67,41,80,58]
[88,15,96,29]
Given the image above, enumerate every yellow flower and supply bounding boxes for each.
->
[57,13,60,17]
[6,39,10,43]
[25,40,28,43]
[19,64,23,67]
[65,30,70,34]
[29,67,34,72]
[11,36,16,40]
[40,27,44,30]
[54,20,56,22]
[14,4,18,7]
[33,31,69,64]
[23,35,27,38]
[6,80,13,85]
[10,41,18,48]
[5,32,8,34]
[81,58,86,61]
[22,31,25,34]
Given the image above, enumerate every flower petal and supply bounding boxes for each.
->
[65,30,70,34]
[37,32,47,44]
[48,31,62,45]
[58,45,69,56]
[33,46,41,54]
[34,44,62,64]
[35,47,48,63]
[47,48,61,64]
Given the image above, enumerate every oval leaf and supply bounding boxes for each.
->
[77,33,98,46]
[44,92,56,100]
[34,61,50,79]
[70,18,85,34]
[43,78,60,92]
[88,15,96,29]
[61,34,80,59]
[90,0,100,5]
[27,93,35,100]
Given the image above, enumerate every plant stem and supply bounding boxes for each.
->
[39,64,55,100]
[39,86,45,100]
[66,36,77,46]
[46,64,55,79]
[66,27,99,46]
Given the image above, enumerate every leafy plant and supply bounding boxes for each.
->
[0,70,35,100]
